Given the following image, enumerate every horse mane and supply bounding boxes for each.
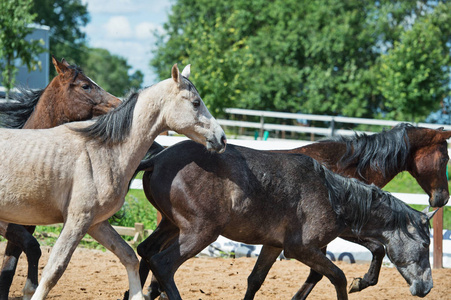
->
[72,90,139,144]
[0,87,44,129]
[322,123,412,178]
[318,162,429,240]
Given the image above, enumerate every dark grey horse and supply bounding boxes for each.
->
[135,141,433,300]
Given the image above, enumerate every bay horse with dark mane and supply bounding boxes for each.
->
[0,56,121,300]
[135,141,434,300]
[134,123,450,299]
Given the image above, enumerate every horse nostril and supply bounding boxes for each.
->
[221,134,227,146]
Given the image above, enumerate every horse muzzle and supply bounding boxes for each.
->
[206,133,227,153]
[429,189,449,208]
[409,279,433,298]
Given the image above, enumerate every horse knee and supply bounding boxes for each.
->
[24,238,41,260]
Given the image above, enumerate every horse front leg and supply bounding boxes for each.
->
[0,223,40,300]
[342,236,385,293]
[87,220,145,300]
[284,245,347,300]
[293,247,326,300]
[30,215,91,300]
[244,245,282,300]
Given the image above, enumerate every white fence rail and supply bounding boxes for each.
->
[219,108,451,138]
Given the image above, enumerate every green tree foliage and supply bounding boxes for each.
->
[32,0,90,76]
[82,48,143,97]
[151,0,451,121]
[0,0,45,98]
[378,3,451,122]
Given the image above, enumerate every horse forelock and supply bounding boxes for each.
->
[328,123,411,178]
[0,87,44,129]
[71,90,139,144]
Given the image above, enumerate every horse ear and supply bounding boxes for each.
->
[181,64,191,79]
[440,130,451,141]
[171,63,181,84]
[52,56,68,75]
[61,58,70,67]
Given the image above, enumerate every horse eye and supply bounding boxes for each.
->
[422,242,429,248]
[193,99,201,107]
[82,84,90,90]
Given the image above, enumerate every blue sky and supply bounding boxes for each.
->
[81,0,172,87]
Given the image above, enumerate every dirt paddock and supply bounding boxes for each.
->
[3,242,450,299]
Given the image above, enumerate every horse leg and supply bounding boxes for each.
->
[30,216,91,300]
[0,224,40,300]
[148,230,218,300]
[244,245,282,300]
[87,220,145,300]
[136,218,179,300]
[284,245,347,300]
[343,237,385,293]
[293,247,326,300]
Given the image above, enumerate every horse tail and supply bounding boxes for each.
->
[127,142,165,191]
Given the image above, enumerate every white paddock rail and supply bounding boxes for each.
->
[219,108,451,137]
[130,135,451,207]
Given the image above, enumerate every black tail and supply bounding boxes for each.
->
[127,142,166,191]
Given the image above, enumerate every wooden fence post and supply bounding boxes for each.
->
[433,208,443,269]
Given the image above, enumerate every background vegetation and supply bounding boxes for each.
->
[152,0,451,123]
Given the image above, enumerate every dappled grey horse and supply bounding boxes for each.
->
[136,141,433,300]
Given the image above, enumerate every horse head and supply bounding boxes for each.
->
[383,206,433,298]
[49,56,121,122]
[152,64,227,153]
[408,127,451,208]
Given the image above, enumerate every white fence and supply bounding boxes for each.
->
[219,108,451,138]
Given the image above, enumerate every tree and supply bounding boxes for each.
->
[82,48,143,97]
[378,11,451,121]
[32,0,90,77]
[0,0,45,99]
[150,0,451,122]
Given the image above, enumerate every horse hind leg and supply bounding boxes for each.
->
[0,224,40,300]
[87,220,145,300]
[244,245,282,300]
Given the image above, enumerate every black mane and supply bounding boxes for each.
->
[72,91,139,144]
[323,123,412,178]
[320,163,429,240]
[0,87,44,129]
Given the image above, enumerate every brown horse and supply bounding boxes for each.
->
[0,56,121,300]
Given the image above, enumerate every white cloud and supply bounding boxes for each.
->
[135,22,164,40]
[104,16,133,39]
[83,0,171,15]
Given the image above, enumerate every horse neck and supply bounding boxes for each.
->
[110,89,167,179]
[296,141,398,187]
[23,82,65,129]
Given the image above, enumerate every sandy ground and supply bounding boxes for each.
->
[3,242,451,300]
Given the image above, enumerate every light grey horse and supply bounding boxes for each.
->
[0,64,226,300]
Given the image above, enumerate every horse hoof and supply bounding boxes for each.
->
[348,278,363,293]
